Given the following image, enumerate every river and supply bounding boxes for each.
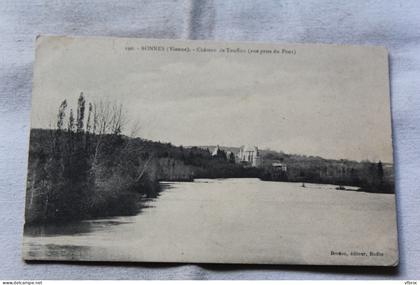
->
[23,178,398,265]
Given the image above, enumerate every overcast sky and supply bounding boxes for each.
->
[31,36,393,162]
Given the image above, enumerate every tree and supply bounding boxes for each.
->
[93,99,126,135]
[215,149,227,160]
[68,109,75,132]
[76,92,86,133]
[92,102,98,134]
[86,102,93,133]
[129,118,141,138]
[228,152,236,163]
[377,161,384,180]
[57,100,67,131]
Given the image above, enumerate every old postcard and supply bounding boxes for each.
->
[23,36,398,266]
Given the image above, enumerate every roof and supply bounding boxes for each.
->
[243,145,258,152]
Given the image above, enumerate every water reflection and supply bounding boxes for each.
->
[25,243,94,260]
[24,219,132,237]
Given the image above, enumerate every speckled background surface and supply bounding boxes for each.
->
[1,0,419,280]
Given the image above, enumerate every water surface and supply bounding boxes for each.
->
[23,178,398,265]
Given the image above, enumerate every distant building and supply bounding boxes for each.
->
[272,162,287,172]
[211,145,222,156]
[237,146,262,167]
[211,145,227,159]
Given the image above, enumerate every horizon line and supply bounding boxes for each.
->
[30,127,394,164]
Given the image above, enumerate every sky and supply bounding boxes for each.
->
[31,36,394,162]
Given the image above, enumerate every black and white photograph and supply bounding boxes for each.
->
[22,36,398,266]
